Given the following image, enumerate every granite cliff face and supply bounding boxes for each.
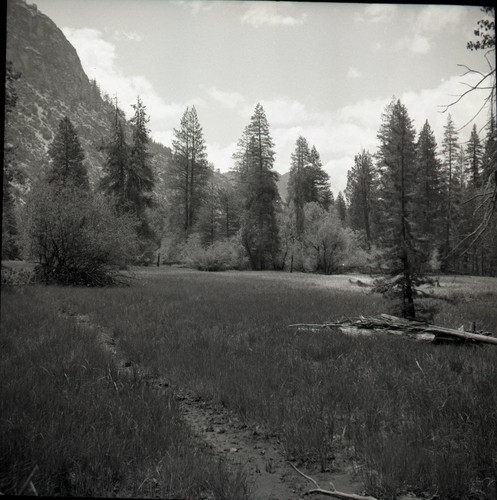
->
[5,0,171,190]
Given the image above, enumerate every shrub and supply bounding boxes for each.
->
[180,234,244,271]
[303,203,354,274]
[21,181,138,286]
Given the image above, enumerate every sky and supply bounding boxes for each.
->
[33,0,493,195]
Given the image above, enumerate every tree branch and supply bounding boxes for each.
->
[290,464,378,500]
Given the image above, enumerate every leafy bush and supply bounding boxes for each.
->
[21,181,138,286]
[303,203,355,274]
[180,234,244,271]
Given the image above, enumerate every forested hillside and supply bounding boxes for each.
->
[5,0,172,188]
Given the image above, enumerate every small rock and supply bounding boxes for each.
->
[216,428,226,434]
[230,447,238,453]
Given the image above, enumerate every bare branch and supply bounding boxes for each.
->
[456,92,494,131]
[462,189,494,204]
[290,464,378,500]
[457,64,486,77]
[439,68,495,114]
[447,180,497,257]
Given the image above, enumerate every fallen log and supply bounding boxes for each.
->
[288,314,497,346]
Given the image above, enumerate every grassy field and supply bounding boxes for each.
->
[2,265,497,498]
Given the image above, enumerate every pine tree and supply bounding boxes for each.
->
[482,109,496,182]
[128,96,155,217]
[345,149,378,248]
[413,121,444,257]
[287,139,333,241]
[195,165,219,245]
[480,112,497,274]
[233,104,280,270]
[307,145,333,210]
[47,117,89,189]
[99,97,156,262]
[287,136,311,238]
[335,192,347,223]
[440,114,460,270]
[170,106,210,234]
[465,124,483,188]
[100,102,131,213]
[375,99,421,319]
[218,173,241,238]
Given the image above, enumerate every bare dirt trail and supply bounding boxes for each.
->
[58,306,367,500]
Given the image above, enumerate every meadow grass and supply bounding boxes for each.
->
[0,285,252,498]
[2,267,497,499]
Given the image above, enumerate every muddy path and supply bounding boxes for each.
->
[59,306,367,499]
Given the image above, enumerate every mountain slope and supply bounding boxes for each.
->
[5,0,171,190]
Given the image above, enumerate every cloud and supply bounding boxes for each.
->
[208,87,245,109]
[241,3,307,27]
[347,67,363,79]
[63,27,196,147]
[401,72,490,144]
[355,4,397,23]
[243,98,312,127]
[206,142,237,170]
[174,0,217,15]
[324,157,354,196]
[111,30,143,42]
[64,28,116,74]
[415,5,464,33]
[396,34,431,54]
[394,5,464,56]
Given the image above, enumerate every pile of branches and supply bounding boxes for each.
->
[289,314,497,346]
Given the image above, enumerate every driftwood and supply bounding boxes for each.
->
[291,464,378,500]
[289,314,497,346]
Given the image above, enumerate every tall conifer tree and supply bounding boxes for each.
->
[47,117,89,190]
[335,191,347,223]
[413,120,444,257]
[100,102,130,213]
[307,145,333,210]
[345,149,377,248]
[465,124,483,188]
[287,136,311,238]
[375,99,421,318]
[440,114,460,269]
[233,104,280,270]
[170,106,210,234]
[128,96,155,217]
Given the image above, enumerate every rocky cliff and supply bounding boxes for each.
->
[5,0,171,190]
